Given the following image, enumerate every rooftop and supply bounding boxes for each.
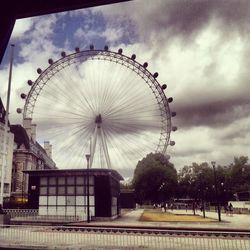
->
[24,168,124,181]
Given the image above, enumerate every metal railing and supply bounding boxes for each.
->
[3,209,39,218]
[0,224,249,250]
[3,209,85,223]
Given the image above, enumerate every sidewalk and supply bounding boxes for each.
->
[71,208,250,231]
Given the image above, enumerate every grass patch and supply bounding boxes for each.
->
[140,210,216,222]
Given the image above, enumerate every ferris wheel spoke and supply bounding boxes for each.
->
[103,90,157,119]
[45,73,83,110]
[37,120,93,143]
[49,124,92,160]
[48,67,96,116]
[105,129,157,168]
[104,103,159,120]
[37,85,90,118]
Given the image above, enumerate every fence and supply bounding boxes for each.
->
[3,209,39,218]
[0,225,249,250]
[3,209,85,223]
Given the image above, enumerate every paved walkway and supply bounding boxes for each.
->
[71,208,250,231]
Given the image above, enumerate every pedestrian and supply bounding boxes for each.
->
[161,202,165,212]
[170,203,174,211]
[224,204,229,216]
[165,203,168,212]
[229,203,233,216]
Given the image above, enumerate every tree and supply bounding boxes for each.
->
[178,163,212,198]
[132,153,177,204]
[228,156,250,195]
[177,157,250,204]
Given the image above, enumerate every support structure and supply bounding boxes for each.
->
[90,114,112,169]
[85,154,91,223]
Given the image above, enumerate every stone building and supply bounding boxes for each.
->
[0,98,14,199]
[10,121,57,204]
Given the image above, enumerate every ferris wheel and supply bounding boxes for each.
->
[17,45,177,171]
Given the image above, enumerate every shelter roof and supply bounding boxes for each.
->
[24,168,124,181]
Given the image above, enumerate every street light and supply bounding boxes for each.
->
[85,154,91,223]
[198,172,206,218]
[211,161,221,222]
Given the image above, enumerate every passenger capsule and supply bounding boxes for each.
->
[61,51,66,57]
[153,72,158,78]
[170,141,175,146]
[90,44,94,50]
[16,108,22,114]
[37,68,42,74]
[118,48,123,54]
[104,45,109,51]
[172,126,178,132]
[131,54,136,60]
[20,93,26,99]
[168,97,173,103]
[161,84,167,90]
[48,58,53,64]
[171,112,177,117]
[75,47,80,53]
[27,80,33,86]
[143,62,148,68]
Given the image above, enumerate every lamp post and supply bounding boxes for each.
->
[211,161,221,222]
[85,154,91,223]
[198,172,206,218]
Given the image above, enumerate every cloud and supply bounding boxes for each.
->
[11,18,34,39]
[2,0,250,177]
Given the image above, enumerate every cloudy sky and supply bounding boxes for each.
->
[1,0,250,178]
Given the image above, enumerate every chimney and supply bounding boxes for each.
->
[23,118,32,140]
[31,124,37,142]
[44,141,52,158]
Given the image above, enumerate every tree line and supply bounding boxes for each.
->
[131,153,250,205]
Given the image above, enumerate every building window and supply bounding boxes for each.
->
[40,177,48,186]
[48,186,56,195]
[67,176,75,185]
[40,186,47,195]
[89,176,94,185]
[66,196,75,206]
[58,176,65,185]
[76,176,84,185]
[76,186,85,195]
[49,177,56,185]
[88,186,94,195]
[57,196,66,206]
[58,186,65,195]
[48,196,57,206]
[67,186,75,195]
[4,183,9,193]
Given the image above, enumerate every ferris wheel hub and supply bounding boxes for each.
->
[95,114,102,128]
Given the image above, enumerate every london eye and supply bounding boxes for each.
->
[18,45,177,171]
